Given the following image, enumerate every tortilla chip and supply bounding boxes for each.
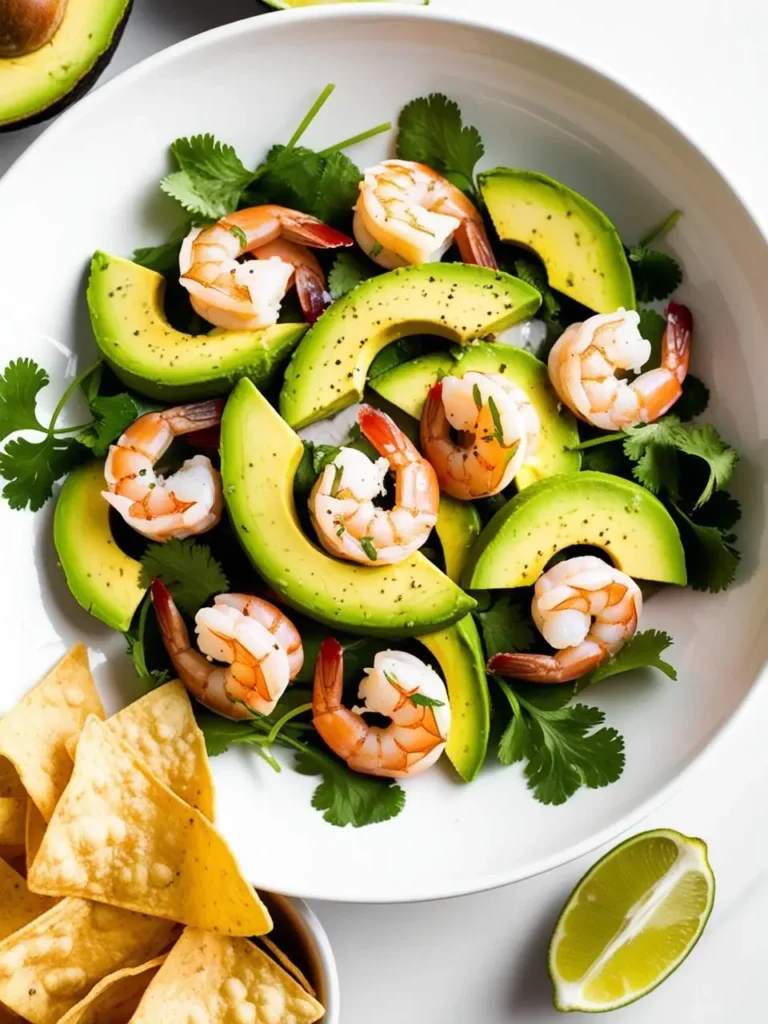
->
[0,1006,23,1023]
[0,760,23,800]
[128,929,325,1024]
[28,717,271,937]
[0,856,54,942]
[258,936,316,997]
[0,799,25,848]
[0,646,105,821]
[67,681,215,820]
[0,898,178,1024]
[26,800,47,874]
[57,955,166,1024]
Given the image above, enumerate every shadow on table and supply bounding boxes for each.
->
[507,891,564,1019]
[145,0,270,35]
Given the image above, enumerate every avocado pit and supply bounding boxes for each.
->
[0,0,66,58]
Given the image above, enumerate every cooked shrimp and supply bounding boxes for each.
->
[547,302,692,430]
[488,555,642,684]
[151,580,304,718]
[354,159,497,270]
[103,400,224,542]
[309,405,439,566]
[313,638,450,778]
[420,372,540,500]
[179,205,352,330]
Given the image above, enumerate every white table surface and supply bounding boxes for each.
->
[3,1,766,1020]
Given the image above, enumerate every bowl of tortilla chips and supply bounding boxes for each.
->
[0,644,340,1024]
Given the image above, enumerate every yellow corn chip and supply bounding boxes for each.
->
[258,935,317,997]
[0,760,23,799]
[0,1005,23,1022]
[0,799,25,848]
[0,898,178,1024]
[26,800,46,874]
[128,929,325,1024]
[0,645,105,821]
[0,856,54,942]
[28,717,270,937]
[57,955,166,1024]
[66,681,215,820]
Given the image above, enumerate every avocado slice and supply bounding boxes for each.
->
[221,378,475,637]
[54,461,145,631]
[279,264,541,429]
[435,497,482,584]
[417,616,490,782]
[479,169,635,314]
[0,0,133,132]
[87,253,307,402]
[464,471,686,589]
[370,343,580,488]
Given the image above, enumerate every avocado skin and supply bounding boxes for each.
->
[463,471,687,589]
[221,378,475,637]
[418,616,490,782]
[0,1,133,132]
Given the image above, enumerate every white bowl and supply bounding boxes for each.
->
[0,6,767,903]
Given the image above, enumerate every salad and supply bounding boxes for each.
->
[0,85,741,828]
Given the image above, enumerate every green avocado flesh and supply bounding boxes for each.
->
[418,616,490,783]
[53,461,145,632]
[87,253,307,401]
[370,343,580,489]
[279,263,541,429]
[221,379,475,636]
[0,0,132,129]
[479,169,636,314]
[435,497,482,584]
[463,471,687,589]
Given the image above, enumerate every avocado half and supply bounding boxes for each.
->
[54,461,145,631]
[479,169,636,314]
[370,342,581,490]
[221,378,475,637]
[87,253,307,401]
[0,0,133,132]
[279,263,542,429]
[463,471,687,590]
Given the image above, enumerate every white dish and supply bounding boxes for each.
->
[0,6,767,903]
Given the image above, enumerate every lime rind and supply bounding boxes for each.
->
[548,829,715,1013]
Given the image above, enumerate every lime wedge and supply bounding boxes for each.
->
[549,829,715,1013]
[263,0,427,8]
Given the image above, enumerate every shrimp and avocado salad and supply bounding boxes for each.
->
[0,86,741,828]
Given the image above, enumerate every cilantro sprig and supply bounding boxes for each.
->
[576,630,676,694]
[139,539,229,616]
[396,93,484,197]
[474,594,536,659]
[628,210,683,302]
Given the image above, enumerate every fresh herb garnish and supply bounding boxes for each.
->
[161,134,255,220]
[329,462,344,498]
[513,257,561,323]
[229,224,248,248]
[474,594,536,658]
[360,535,378,561]
[133,219,195,274]
[396,93,484,197]
[406,692,445,709]
[327,252,373,300]
[139,539,229,616]
[486,394,506,444]
[628,210,683,302]
[575,629,676,694]
[672,500,741,593]
[369,242,383,257]
[124,593,171,693]
[495,679,625,806]
[472,382,483,411]
[77,393,146,458]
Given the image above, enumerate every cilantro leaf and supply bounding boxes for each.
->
[139,539,229,616]
[160,134,254,219]
[691,489,741,531]
[249,145,361,227]
[311,151,363,225]
[675,374,710,421]
[124,594,170,694]
[196,714,265,758]
[328,252,372,300]
[359,536,378,561]
[294,747,405,828]
[496,681,624,805]
[0,435,84,512]
[576,629,676,693]
[406,692,445,708]
[77,393,142,457]
[475,594,536,659]
[628,246,683,302]
[0,358,48,441]
[513,258,560,321]
[673,502,740,593]
[133,220,195,275]
[673,424,738,506]
[397,94,484,195]
[638,308,666,367]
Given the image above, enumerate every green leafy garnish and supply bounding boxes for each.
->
[475,594,536,658]
[161,134,255,220]
[329,462,344,498]
[359,536,378,561]
[133,220,194,275]
[139,539,229,616]
[637,307,666,367]
[294,747,405,828]
[77,393,143,458]
[472,382,483,411]
[0,435,84,512]
[513,257,561,322]
[406,692,445,709]
[124,593,170,693]
[396,93,484,196]
[496,680,625,805]
[328,252,372,299]
[248,145,362,227]
[673,501,740,593]
[229,224,248,248]
[576,630,676,693]
[0,358,47,440]
[486,394,505,444]
[628,209,683,302]
[675,375,710,421]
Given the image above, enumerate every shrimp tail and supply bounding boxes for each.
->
[357,404,421,466]
[166,399,226,434]
[183,425,221,450]
[313,637,345,715]
[282,215,354,250]
[151,578,189,657]
[487,648,607,685]
[295,264,329,325]
[663,301,692,384]
[454,218,498,270]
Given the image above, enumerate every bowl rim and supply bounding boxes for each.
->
[2,3,766,902]
[279,893,341,1024]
